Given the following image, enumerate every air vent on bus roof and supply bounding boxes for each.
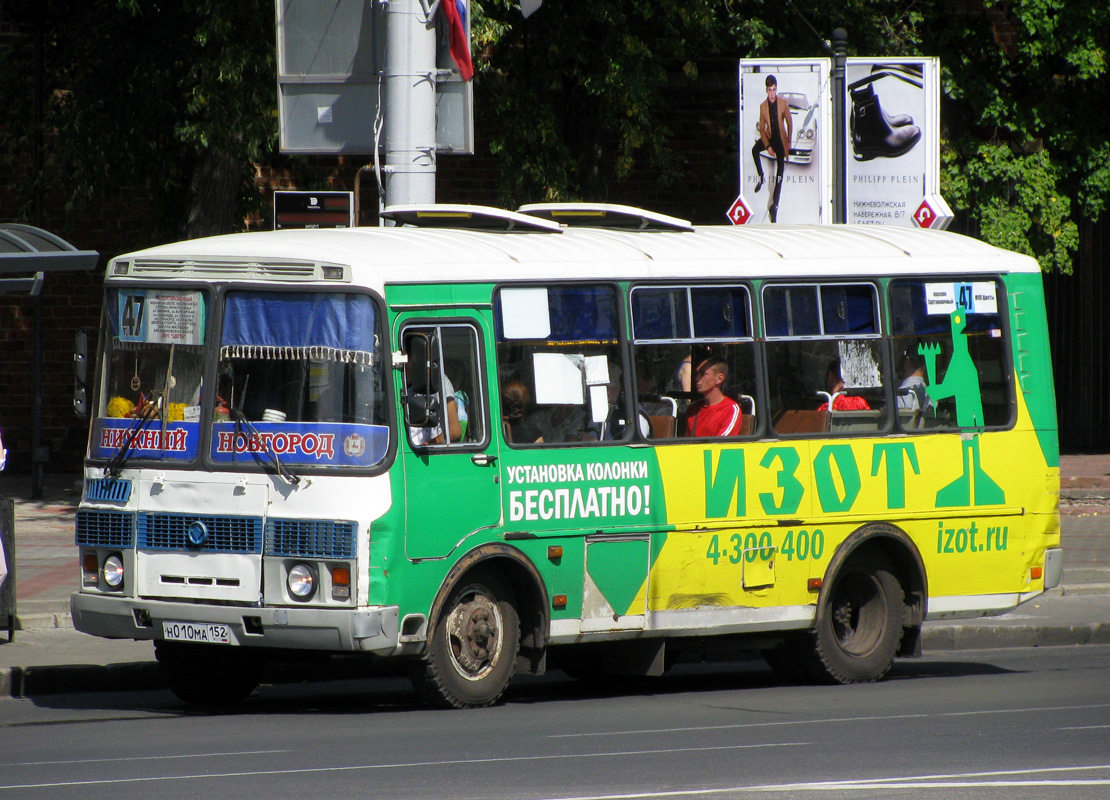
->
[517,203,693,231]
[379,204,563,232]
[129,259,330,280]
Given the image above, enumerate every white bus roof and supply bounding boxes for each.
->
[110,222,1042,292]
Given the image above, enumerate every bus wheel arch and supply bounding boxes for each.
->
[801,523,926,684]
[413,544,549,708]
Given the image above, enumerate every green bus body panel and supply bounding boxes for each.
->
[368,267,1059,642]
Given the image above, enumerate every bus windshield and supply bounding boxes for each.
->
[212,290,388,470]
[90,288,389,471]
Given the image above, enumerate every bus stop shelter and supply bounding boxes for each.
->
[0,225,98,635]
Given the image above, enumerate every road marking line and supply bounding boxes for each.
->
[2,750,289,768]
[0,741,812,791]
[549,703,1110,738]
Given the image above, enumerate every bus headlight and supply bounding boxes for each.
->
[102,554,125,589]
[287,563,318,601]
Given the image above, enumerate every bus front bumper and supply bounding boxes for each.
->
[71,592,400,656]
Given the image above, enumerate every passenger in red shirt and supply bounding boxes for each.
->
[817,359,872,411]
[686,357,743,437]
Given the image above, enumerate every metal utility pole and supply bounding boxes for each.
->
[32,8,46,498]
[831,28,848,224]
[382,0,437,208]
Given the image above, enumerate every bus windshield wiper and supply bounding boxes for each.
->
[228,406,302,486]
[105,397,160,478]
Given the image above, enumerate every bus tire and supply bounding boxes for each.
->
[154,641,265,706]
[804,553,905,684]
[413,571,520,709]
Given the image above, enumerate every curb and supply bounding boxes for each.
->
[1060,488,1110,501]
[920,622,1110,652]
[1,661,165,699]
[0,651,407,699]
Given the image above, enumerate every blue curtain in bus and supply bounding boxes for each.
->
[221,291,377,364]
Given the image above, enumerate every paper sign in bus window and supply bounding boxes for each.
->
[533,353,585,404]
[501,288,552,339]
[925,282,997,315]
[117,290,206,345]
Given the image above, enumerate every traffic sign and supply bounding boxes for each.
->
[912,193,953,230]
[727,194,753,225]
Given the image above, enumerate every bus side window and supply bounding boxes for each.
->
[763,282,890,436]
[889,278,1012,432]
[404,323,484,447]
[495,284,628,446]
[630,284,757,439]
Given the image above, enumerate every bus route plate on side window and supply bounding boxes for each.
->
[162,621,232,644]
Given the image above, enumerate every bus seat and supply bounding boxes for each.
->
[502,420,513,443]
[649,415,676,438]
[829,409,883,432]
[897,407,921,430]
[738,415,755,436]
[773,409,829,434]
[644,395,678,438]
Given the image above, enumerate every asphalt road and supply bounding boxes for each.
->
[2,645,1108,800]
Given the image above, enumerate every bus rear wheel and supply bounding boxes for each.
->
[155,641,265,706]
[412,572,520,709]
[804,554,905,684]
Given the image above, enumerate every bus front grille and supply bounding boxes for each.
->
[265,519,357,558]
[85,477,133,502]
[76,510,135,548]
[137,513,262,554]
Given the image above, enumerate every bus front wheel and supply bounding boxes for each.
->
[413,572,521,709]
[804,553,905,684]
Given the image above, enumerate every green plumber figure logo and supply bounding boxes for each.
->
[920,306,1005,507]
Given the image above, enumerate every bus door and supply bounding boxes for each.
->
[398,317,502,560]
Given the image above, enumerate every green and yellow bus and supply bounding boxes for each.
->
[72,204,1061,707]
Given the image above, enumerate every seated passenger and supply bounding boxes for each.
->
[685,357,743,437]
[502,380,544,444]
[817,359,872,411]
[593,363,650,440]
[897,350,931,411]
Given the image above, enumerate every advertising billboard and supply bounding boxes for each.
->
[738,59,832,225]
[844,58,941,227]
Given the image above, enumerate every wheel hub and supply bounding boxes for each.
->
[445,592,502,679]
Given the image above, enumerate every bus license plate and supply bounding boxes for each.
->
[162,621,232,644]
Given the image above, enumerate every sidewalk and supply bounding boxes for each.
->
[1,457,1108,698]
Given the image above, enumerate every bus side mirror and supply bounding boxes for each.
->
[403,332,441,427]
[74,328,91,417]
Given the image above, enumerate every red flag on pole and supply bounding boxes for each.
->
[441,0,474,81]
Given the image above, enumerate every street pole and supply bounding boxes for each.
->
[31,8,45,499]
[831,28,847,225]
[382,0,437,209]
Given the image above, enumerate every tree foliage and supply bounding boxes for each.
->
[473,0,1107,272]
[1,0,1106,272]
[0,0,277,245]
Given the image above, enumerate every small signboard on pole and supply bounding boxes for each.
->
[274,191,355,230]
[913,193,954,230]
[726,194,753,225]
